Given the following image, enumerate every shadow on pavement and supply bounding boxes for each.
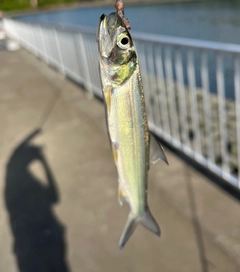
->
[4,129,70,272]
[0,41,6,50]
[185,167,209,272]
[156,134,240,202]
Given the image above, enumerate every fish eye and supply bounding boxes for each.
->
[117,34,130,49]
[121,37,129,45]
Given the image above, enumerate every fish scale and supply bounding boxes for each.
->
[115,73,146,215]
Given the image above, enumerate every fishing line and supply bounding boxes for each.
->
[35,85,61,130]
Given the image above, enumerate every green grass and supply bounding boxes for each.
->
[0,0,31,11]
[0,0,90,11]
[37,0,76,8]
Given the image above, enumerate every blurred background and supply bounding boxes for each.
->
[1,0,240,272]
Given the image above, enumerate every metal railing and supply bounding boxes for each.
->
[3,17,240,189]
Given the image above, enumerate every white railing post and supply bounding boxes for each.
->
[216,53,230,176]
[187,50,203,161]
[234,56,240,187]
[175,47,190,153]
[201,51,215,166]
[3,18,240,188]
[78,33,93,94]
[54,28,65,75]
[154,46,171,139]
[164,47,180,147]
[40,26,49,64]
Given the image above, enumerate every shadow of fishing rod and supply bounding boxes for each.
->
[184,167,209,272]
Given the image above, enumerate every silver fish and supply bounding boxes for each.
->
[98,12,168,249]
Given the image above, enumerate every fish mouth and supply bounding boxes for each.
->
[98,13,112,59]
[98,12,129,60]
[98,13,107,37]
[100,13,106,22]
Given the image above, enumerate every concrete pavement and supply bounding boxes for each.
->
[0,48,240,272]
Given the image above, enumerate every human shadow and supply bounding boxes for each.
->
[4,129,70,272]
[0,42,6,50]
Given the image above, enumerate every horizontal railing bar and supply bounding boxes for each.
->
[133,32,240,53]
[5,18,97,35]
[5,17,240,53]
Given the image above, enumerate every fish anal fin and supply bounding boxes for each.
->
[118,183,127,206]
[112,142,118,163]
[149,134,168,167]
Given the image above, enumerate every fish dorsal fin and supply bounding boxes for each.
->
[149,134,169,167]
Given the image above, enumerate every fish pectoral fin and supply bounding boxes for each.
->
[118,183,127,206]
[149,134,169,167]
[103,85,112,114]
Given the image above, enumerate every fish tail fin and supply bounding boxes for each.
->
[118,208,161,250]
[119,214,137,250]
[140,208,161,236]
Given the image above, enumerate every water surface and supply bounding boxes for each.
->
[19,1,240,44]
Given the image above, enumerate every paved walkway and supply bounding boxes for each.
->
[0,48,240,272]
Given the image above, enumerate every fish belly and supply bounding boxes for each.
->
[108,71,148,216]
